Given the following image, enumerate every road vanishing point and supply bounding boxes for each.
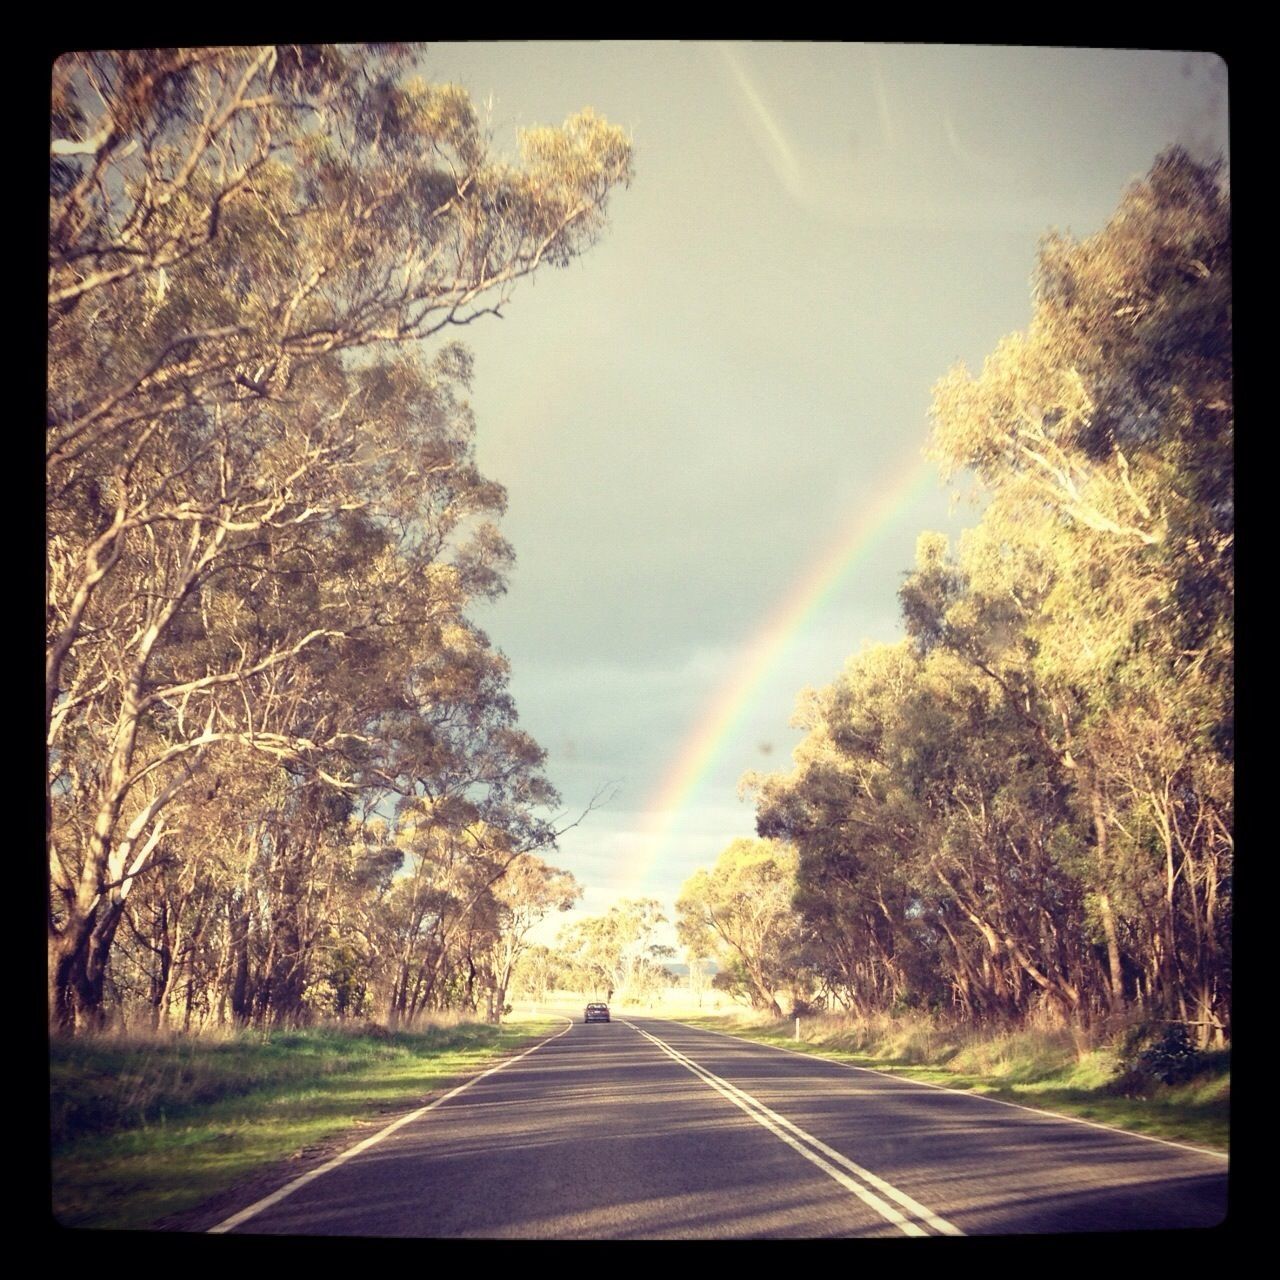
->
[209,1017,1227,1239]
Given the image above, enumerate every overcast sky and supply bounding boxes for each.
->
[414,43,1229,944]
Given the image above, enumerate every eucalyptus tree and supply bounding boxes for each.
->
[481,855,581,1022]
[752,640,1087,1024]
[739,149,1230,1037]
[375,808,496,1024]
[509,945,562,1005]
[918,147,1231,1037]
[750,645,944,1017]
[47,46,632,1027]
[558,899,669,1004]
[677,839,803,1017]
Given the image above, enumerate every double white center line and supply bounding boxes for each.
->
[626,1021,964,1238]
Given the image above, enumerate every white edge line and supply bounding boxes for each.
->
[669,1019,1229,1162]
[626,1019,956,1238]
[208,1017,575,1233]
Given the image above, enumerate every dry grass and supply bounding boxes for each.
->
[675,1007,1229,1151]
[50,1015,562,1229]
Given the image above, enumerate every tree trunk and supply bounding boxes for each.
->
[1088,782,1126,1015]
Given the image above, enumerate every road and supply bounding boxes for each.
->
[212,1016,1228,1238]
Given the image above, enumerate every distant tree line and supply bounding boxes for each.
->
[47,45,631,1030]
[508,898,681,1006]
[680,150,1231,1045]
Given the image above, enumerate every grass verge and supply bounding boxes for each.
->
[671,1011,1229,1153]
[50,1017,562,1230]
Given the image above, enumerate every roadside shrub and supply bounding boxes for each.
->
[1138,1024,1205,1084]
[1109,1022,1219,1095]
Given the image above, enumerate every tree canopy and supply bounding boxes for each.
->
[741,148,1231,1040]
[47,45,631,1029]
[557,898,673,1003]
[676,838,802,1017]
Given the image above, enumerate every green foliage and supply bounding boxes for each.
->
[1110,1022,1226,1095]
[740,147,1231,1041]
[677,838,803,1015]
[47,46,630,1030]
[556,898,668,1002]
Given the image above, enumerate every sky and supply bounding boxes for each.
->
[412,43,1230,945]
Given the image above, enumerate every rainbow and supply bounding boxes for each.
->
[629,451,937,893]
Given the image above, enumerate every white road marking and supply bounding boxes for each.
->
[208,1018,575,1234]
[676,1018,1229,1162]
[625,1020,963,1238]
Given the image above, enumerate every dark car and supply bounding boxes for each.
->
[584,1002,610,1023]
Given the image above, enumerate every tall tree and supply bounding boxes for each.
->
[48,45,632,1027]
[919,146,1231,1037]
[677,838,803,1017]
[558,898,668,1004]
[743,150,1230,1038]
[481,855,581,1023]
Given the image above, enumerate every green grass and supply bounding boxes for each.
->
[674,1011,1230,1153]
[50,1017,563,1230]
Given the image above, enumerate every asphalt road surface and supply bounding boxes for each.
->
[212,1016,1228,1239]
